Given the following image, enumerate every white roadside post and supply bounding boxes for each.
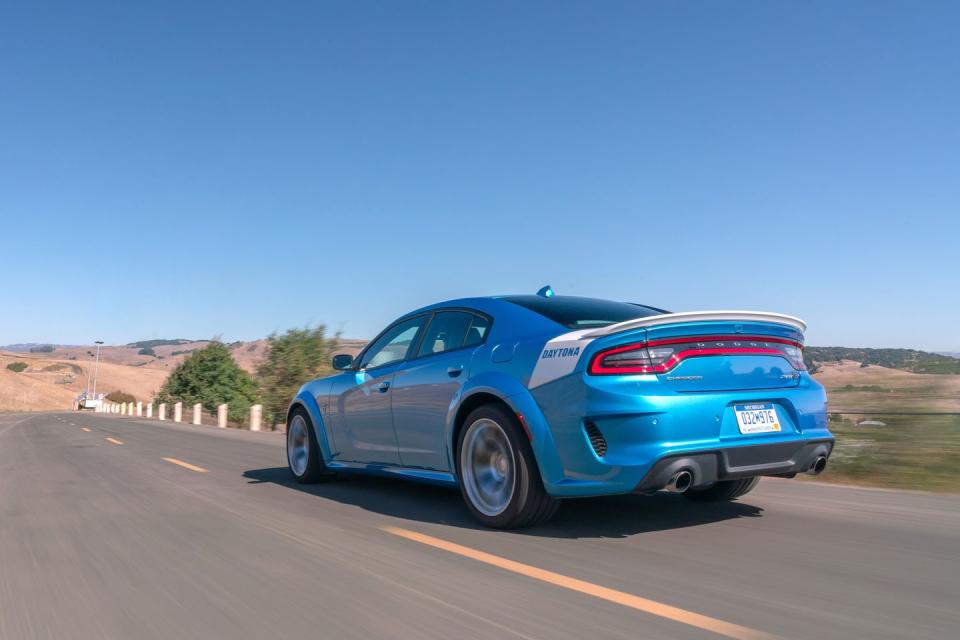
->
[128,402,134,415]
[174,402,182,423]
[120,403,126,416]
[146,403,153,418]
[159,403,166,421]
[217,404,228,429]
[192,403,202,425]
[136,401,142,417]
[250,404,262,432]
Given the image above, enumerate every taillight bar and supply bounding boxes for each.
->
[588,335,806,375]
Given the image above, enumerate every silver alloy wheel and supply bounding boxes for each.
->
[460,417,516,517]
[288,414,310,476]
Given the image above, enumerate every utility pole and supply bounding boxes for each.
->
[90,341,104,404]
[85,351,94,399]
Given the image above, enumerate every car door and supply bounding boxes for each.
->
[331,315,427,465]
[391,311,491,470]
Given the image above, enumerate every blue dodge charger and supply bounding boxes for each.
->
[286,289,833,528]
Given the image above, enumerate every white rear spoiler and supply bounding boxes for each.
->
[581,310,807,338]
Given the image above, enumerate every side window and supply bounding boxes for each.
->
[417,311,476,357]
[464,314,490,347]
[360,316,427,369]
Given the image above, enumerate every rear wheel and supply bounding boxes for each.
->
[684,477,760,502]
[456,405,558,529]
[286,408,328,483]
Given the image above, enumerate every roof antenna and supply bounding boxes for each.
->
[536,285,554,298]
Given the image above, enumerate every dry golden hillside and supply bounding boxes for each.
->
[25,342,215,372]
[814,360,960,412]
[0,351,168,412]
[0,338,368,413]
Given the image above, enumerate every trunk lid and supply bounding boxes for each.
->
[587,314,806,392]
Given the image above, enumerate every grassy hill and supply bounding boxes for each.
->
[126,339,194,349]
[0,350,168,412]
[0,337,368,412]
[805,347,960,374]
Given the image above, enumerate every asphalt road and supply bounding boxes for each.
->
[1,411,957,640]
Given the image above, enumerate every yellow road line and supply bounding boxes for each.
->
[105,437,123,445]
[162,457,208,473]
[81,427,92,432]
[383,526,774,640]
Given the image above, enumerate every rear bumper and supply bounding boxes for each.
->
[634,438,834,493]
[525,369,833,498]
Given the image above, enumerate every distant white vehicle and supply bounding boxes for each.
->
[77,393,104,410]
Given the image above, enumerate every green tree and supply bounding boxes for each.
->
[257,326,338,426]
[157,341,259,423]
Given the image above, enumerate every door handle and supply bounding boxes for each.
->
[447,366,463,378]
[377,381,391,392]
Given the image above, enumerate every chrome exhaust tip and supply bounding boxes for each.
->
[807,456,827,475]
[665,469,693,493]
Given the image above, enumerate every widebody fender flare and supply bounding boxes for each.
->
[288,387,335,464]
[446,372,566,486]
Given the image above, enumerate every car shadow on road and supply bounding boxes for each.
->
[243,467,763,539]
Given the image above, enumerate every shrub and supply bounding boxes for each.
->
[257,326,337,426]
[129,339,190,349]
[6,362,27,373]
[138,347,157,356]
[106,390,136,404]
[156,341,259,423]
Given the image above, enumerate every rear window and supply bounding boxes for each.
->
[503,296,666,330]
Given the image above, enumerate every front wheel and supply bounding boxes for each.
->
[684,477,760,502]
[456,405,558,529]
[286,408,328,483]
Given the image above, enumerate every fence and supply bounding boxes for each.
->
[92,400,272,432]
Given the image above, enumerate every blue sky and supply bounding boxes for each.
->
[1,1,957,350]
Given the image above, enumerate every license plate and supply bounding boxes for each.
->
[734,403,782,434]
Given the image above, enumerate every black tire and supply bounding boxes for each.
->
[684,477,760,502]
[286,407,329,483]
[456,404,559,529]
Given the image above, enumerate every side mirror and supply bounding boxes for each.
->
[331,353,354,371]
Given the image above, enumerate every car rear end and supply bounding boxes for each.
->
[526,311,833,497]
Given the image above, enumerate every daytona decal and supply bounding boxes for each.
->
[527,329,595,388]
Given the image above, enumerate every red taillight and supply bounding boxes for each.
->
[588,335,806,375]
